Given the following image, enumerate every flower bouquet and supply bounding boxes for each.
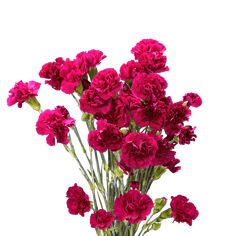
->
[7,39,201,236]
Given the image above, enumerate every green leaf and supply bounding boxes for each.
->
[153,166,166,180]
[151,222,161,230]
[153,197,167,214]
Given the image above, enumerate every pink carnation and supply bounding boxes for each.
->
[88,120,123,152]
[80,88,112,115]
[132,73,167,102]
[131,39,169,73]
[91,68,122,100]
[85,49,106,68]
[170,195,199,226]
[36,106,75,146]
[120,132,158,169]
[178,125,197,145]
[120,60,144,81]
[39,57,64,90]
[114,190,154,224]
[151,136,180,173]
[59,58,85,94]
[90,209,114,230]
[7,80,41,108]
[183,92,202,108]
[66,184,91,216]
[164,101,191,136]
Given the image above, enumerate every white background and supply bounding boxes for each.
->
[0,0,236,235]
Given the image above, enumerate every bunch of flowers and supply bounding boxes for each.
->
[7,39,201,235]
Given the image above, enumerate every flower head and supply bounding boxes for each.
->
[7,80,41,108]
[90,209,114,230]
[114,190,153,224]
[36,106,75,146]
[66,184,91,216]
[170,195,199,226]
[120,132,158,169]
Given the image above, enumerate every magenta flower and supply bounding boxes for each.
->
[114,190,154,224]
[7,80,41,108]
[90,209,114,230]
[36,106,75,146]
[183,92,202,108]
[170,195,199,226]
[66,184,91,216]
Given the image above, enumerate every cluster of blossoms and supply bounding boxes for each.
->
[7,39,201,235]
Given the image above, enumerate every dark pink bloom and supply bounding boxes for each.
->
[60,58,85,94]
[120,60,144,81]
[133,101,167,131]
[130,181,140,190]
[36,106,75,146]
[91,68,122,100]
[90,209,114,230]
[39,57,65,90]
[7,80,41,108]
[66,184,91,216]
[170,195,199,226]
[120,132,158,169]
[132,73,167,102]
[164,101,191,136]
[183,92,202,108]
[80,88,112,115]
[178,125,197,145]
[88,120,123,152]
[85,49,106,68]
[131,39,169,73]
[114,190,153,224]
[94,89,136,128]
[151,136,180,173]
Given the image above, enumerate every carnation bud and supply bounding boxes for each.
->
[151,222,161,231]
[158,208,172,221]
[153,166,166,180]
[26,97,41,112]
[153,197,167,214]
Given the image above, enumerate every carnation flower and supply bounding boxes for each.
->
[66,184,91,216]
[91,68,122,100]
[132,73,167,102]
[183,92,202,108]
[39,57,65,90]
[90,209,114,230]
[88,119,123,152]
[170,195,199,226]
[85,49,106,68]
[80,88,113,115]
[7,80,41,108]
[59,58,85,94]
[178,125,197,145]
[131,39,169,73]
[132,101,167,131]
[151,136,181,173]
[114,190,154,224]
[36,106,75,146]
[120,132,158,169]
[164,101,191,136]
[120,60,144,81]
